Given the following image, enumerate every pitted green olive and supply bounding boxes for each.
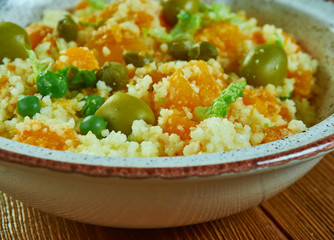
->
[0,22,31,62]
[161,0,200,26]
[239,44,288,87]
[95,92,156,136]
[96,62,129,91]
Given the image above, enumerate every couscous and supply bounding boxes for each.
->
[0,0,318,157]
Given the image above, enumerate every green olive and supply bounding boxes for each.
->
[161,0,200,26]
[96,62,128,91]
[239,44,288,87]
[95,92,156,136]
[168,36,194,60]
[0,22,31,62]
[123,50,154,67]
[57,15,78,42]
[188,41,219,61]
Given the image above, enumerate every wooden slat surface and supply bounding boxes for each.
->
[0,153,333,240]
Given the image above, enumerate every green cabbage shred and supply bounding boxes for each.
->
[194,81,246,121]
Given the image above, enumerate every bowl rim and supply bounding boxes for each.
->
[0,115,333,179]
[0,0,334,179]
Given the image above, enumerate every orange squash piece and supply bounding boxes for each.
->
[153,61,225,114]
[262,124,292,143]
[243,88,291,121]
[195,22,245,72]
[187,61,225,107]
[289,70,313,98]
[26,23,53,49]
[86,25,148,66]
[159,69,201,111]
[162,110,197,141]
[55,46,99,70]
[14,120,79,151]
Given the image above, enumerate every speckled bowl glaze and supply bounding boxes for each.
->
[0,0,333,228]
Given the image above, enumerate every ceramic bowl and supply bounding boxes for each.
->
[0,0,333,228]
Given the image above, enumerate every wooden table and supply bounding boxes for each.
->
[0,152,333,240]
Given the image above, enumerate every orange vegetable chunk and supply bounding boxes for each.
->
[26,23,53,49]
[243,88,291,121]
[162,110,197,141]
[55,46,99,70]
[289,70,313,98]
[154,61,225,114]
[86,25,148,66]
[14,120,79,151]
[262,124,292,143]
[195,22,245,72]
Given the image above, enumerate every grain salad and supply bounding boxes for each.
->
[0,0,318,157]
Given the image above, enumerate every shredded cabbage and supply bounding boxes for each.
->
[194,81,246,121]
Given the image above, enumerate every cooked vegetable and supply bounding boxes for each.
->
[17,95,41,118]
[194,81,246,121]
[200,2,237,23]
[188,41,218,61]
[148,2,238,42]
[161,0,200,26]
[96,62,128,91]
[25,23,53,49]
[123,50,154,67]
[148,11,202,42]
[168,36,194,60]
[36,71,68,98]
[239,44,287,87]
[80,115,107,139]
[0,22,31,62]
[95,92,156,136]
[57,66,97,90]
[57,15,78,42]
[80,95,105,117]
[280,92,292,101]
[87,0,108,10]
[26,49,52,77]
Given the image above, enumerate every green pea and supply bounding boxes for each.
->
[239,44,288,87]
[57,15,78,42]
[95,92,156,136]
[80,115,107,139]
[123,50,154,67]
[80,95,105,117]
[161,0,200,26]
[17,95,41,118]
[0,22,32,62]
[36,71,68,98]
[96,62,128,91]
[168,36,194,60]
[188,41,219,61]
